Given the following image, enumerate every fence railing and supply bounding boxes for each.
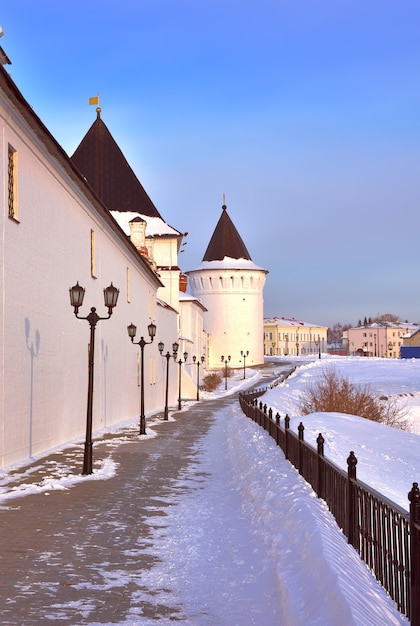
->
[238,391,420,624]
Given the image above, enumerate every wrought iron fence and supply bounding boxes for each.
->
[238,391,420,624]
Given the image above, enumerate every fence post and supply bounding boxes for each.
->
[268,407,273,437]
[317,433,325,499]
[347,451,358,548]
[284,414,290,460]
[298,422,304,475]
[409,482,420,626]
[275,412,280,447]
[258,401,263,427]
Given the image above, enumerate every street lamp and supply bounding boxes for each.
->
[127,320,157,435]
[158,341,179,420]
[221,355,231,390]
[69,281,119,475]
[177,350,188,410]
[314,335,321,359]
[240,350,249,379]
[192,355,205,400]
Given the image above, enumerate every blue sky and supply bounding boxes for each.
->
[2,1,420,327]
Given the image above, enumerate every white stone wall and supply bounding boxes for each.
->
[0,87,177,468]
[178,297,208,397]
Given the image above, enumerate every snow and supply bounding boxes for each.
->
[110,211,181,237]
[187,256,267,272]
[264,315,325,328]
[1,355,419,624]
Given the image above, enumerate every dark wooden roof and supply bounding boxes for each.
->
[71,109,162,218]
[202,205,252,262]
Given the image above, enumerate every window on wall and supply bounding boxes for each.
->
[8,144,18,221]
[126,267,131,302]
[90,230,96,278]
[148,291,156,321]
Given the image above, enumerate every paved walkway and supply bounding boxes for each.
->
[0,387,263,625]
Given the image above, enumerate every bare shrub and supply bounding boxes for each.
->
[201,372,222,392]
[376,395,411,431]
[301,368,410,431]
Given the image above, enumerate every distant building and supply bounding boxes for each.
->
[345,322,418,357]
[264,317,328,356]
[400,328,420,359]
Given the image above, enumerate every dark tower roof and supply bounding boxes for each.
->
[202,204,252,262]
[71,108,162,218]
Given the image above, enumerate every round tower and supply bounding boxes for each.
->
[186,203,268,370]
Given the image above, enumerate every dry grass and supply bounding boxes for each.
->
[301,368,410,431]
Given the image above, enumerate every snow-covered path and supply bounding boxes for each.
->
[141,399,407,625]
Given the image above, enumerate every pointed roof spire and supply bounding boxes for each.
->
[71,114,162,218]
[202,201,252,262]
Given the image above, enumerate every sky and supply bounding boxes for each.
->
[2,1,420,328]
[1,354,419,623]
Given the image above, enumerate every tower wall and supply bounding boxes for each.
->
[187,267,266,370]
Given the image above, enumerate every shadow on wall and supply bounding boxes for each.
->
[25,317,40,458]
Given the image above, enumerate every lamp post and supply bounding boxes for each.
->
[221,355,231,390]
[127,321,157,435]
[192,355,205,400]
[374,334,377,357]
[158,341,179,420]
[240,350,249,379]
[69,281,119,475]
[177,351,188,410]
[296,331,299,356]
[314,335,321,359]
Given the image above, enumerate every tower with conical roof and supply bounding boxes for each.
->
[71,107,184,311]
[186,203,268,369]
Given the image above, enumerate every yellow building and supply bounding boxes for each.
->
[264,317,328,357]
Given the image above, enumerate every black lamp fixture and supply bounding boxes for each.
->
[69,281,119,475]
[221,355,231,390]
[240,350,249,379]
[192,355,205,400]
[176,350,188,410]
[127,320,157,435]
[158,340,179,420]
[314,335,321,359]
